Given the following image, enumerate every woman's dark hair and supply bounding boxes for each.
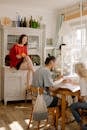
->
[18,34,28,45]
[45,54,56,65]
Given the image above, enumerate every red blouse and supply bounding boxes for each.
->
[9,44,27,67]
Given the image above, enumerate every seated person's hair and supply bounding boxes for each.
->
[45,54,56,65]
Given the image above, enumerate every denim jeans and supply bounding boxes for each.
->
[82,124,87,130]
[70,102,87,123]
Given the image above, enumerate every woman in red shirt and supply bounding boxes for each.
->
[9,34,34,85]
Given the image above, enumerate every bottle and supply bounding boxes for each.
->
[16,12,21,27]
[29,16,33,28]
[23,17,27,27]
[37,21,40,28]
[36,20,40,28]
[35,20,38,28]
[20,18,23,27]
[32,19,37,28]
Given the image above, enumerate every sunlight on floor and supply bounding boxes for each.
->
[9,121,23,130]
[25,119,51,129]
[25,119,30,124]
[25,119,33,128]
[15,106,29,109]
[0,127,6,130]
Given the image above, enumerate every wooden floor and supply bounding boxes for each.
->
[0,101,80,130]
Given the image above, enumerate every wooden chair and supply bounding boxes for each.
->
[25,86,32,102]
[80,109,87,124]
[27,86,60,130]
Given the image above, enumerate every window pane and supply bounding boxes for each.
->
[76,28,86,47]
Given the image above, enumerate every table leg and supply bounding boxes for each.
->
[61,94,66,130]
[56,107,59,129]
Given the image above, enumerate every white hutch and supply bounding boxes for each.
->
[0,26,45,104]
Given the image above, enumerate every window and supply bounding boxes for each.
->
[75,27,86,48]
[61,20,87,75]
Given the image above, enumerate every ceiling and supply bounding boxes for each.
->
[0,0,80,10]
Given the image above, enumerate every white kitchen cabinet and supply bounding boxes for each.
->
[0,26,45,103]
[3,67,28,105]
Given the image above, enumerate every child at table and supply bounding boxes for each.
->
[70,63,87,130]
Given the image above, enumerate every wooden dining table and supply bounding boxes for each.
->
[54,88,80,130]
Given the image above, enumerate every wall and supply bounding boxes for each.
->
[0,4,57,39]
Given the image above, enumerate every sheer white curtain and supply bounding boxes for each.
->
[54,14,64,45]
[60,15,87,74]
[56,0,87,74]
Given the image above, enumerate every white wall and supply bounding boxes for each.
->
[0,4,57,39]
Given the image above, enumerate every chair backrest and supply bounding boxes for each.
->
[30,86,44,106]
[31,86,44,95]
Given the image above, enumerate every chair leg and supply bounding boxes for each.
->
[55,108,59,130]
[25,89,28,103]
[28,112,33,128]
[37,121,40,130]
[51,108,56,126]
[45,117,49,127]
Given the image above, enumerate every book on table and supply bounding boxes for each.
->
[53,79,80,92]
[60,83,80,92]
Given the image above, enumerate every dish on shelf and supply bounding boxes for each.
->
[1,17,12,26]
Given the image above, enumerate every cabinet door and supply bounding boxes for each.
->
[20,71,27,99]
[21,71,32,100]
[7,35,20,50]
[4,75,22,100]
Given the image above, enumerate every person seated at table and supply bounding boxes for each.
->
[32,55,62,107]
[70,63,87,130]
[9,34,34,85]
